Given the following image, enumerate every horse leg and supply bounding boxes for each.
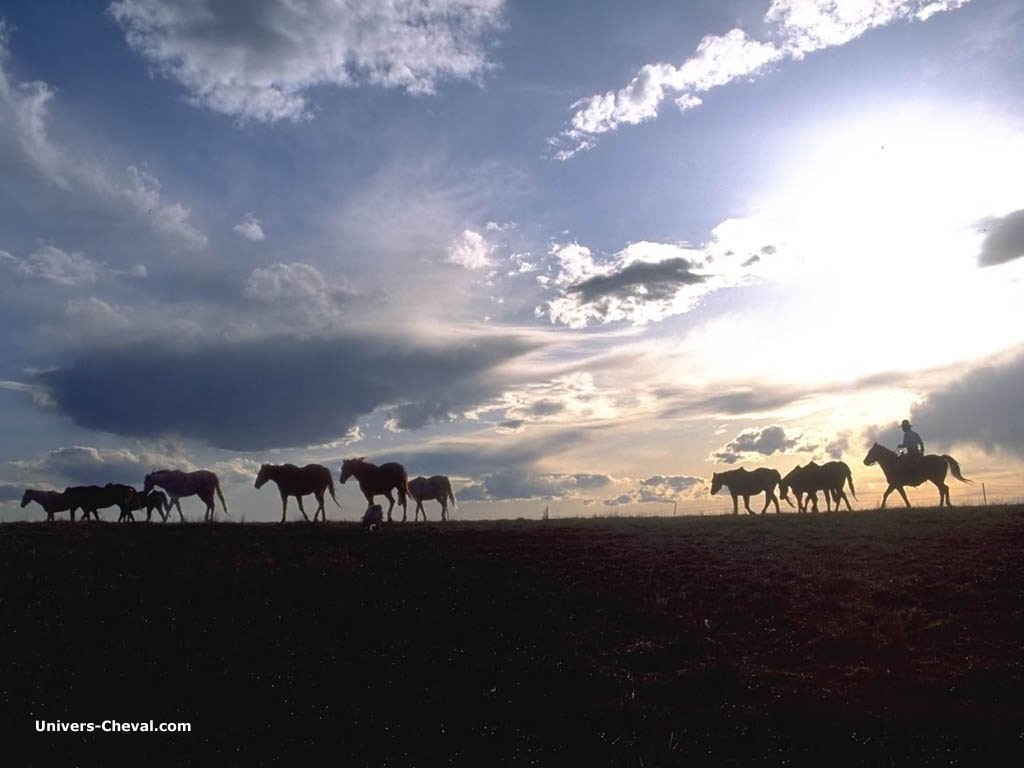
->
[313,491,325,522]
[936,481,949,507]
[440,499,447,522]
[280,492,289,523]
[742,495,755,515]
[895,486,911,508]
[171,497,184,522]
[384,490,401,522]
[730,492,739,515]
[296,495,310,522]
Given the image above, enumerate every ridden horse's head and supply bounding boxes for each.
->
[254,464,272,489]
[863,443,881,466]
[20,490,32,508]
[709,473,723,495]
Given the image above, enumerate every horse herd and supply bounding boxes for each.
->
[710,443,972,515]
[17,443,972,523]
[19,459,457,525]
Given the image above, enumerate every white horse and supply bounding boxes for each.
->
[408,475,457,521]
[144,469,228,522]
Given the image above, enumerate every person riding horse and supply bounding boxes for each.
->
[897,419,924,468]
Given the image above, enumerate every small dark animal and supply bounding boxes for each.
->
[144,469,228,522]
[254,463,341,522]
[123,489,170,522]
[709,467,783,515]
[408,475,457,521]
[21,489,72,521]
[340,458,411,523]
[362,503,384,530]
[863,443,970,507]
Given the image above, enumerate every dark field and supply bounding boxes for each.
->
[2,507,1023,766]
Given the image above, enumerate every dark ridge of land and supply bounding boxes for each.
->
[2,506,1023,767]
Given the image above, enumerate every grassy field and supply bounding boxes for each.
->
[2,506,1023,766]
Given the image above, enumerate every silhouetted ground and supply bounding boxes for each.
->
[2,506,1023,766]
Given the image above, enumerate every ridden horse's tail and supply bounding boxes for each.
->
[943,455,972,484]
[215,479,230,516]
[327,474,342,509]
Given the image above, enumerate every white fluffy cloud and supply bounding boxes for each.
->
[233,213,266,241]
[0,245,147,286]
[553,0,973,158]
[447,229,493,270]
[109,0,506,122]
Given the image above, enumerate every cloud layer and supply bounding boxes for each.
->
[553,0,972,158]
[38,332,538,451]
[109,0,505,122]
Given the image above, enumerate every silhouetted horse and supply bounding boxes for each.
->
[21,489,71,521]
[863,443,970,507]
[63,484,138,521]
[255,463,340,523]
[710,467,782,514]
[123,489,170,522]
[780,461,857,513]
[144,469,228,522]
[408,475,457,521]
[340,458,410,522]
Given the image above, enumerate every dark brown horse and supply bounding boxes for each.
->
[21,489,71,521]
[340,458,410,522]
[408,475,457,521]
[255,463,340,522]
[144,469,228,522]
[710,467,782,514]
[863,443,971,507]
[780,461,857,513]
[63,484,138,521]
[123,489,170,522]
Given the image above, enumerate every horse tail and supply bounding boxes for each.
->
[399,468,411,506]
[215,480,230,516]
[327,475,342,509]
[846,467,857,499]
[944,455,972,484]
[446,478,457,510]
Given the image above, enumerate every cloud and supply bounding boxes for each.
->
[552,0,972,158]
[37,332,539,451]
[603,474,705,506]
[10,443,196,487]
[109,0,505,122]
[978,208,1024,266]
[234,212,266,241]
[459,469,612,502]
[447,229,493,270]
[0,26,207,248]
[909,348,1024,457]
[710,425,818,465]
[541,229,788,328]
[0,481,24,502]
[0,245,149,287]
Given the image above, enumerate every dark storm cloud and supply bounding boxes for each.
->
[567,258,706,303]
[978,209,1024,267]
[909,350,1024,457]
[39,334,538,451]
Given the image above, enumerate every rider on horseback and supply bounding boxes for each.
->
[897,419,924,468]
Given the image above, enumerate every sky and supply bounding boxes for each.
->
[1,0,1023,521]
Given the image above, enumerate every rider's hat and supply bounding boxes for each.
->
[900,419,912,429]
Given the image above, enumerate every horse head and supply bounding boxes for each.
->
[709,473,723,495]
[863,443,881,466]
[20,490,32,508]
[143,472,158,493]
[340,458,365,483]
[254,463,271,489]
